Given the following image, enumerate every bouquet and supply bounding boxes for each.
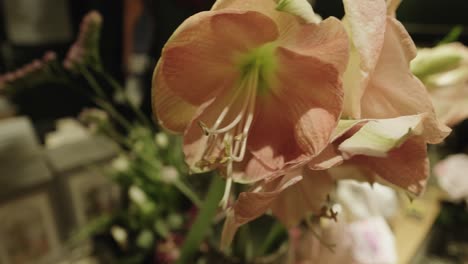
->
[1,0,455,263]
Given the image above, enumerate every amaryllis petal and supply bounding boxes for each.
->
[274,0,321,24]
[307,144,343,170]
[349,137,429,196]
[212,0,308,39]
[342,0,386,73]
[338,115,425,159]
[342,0,387,118]
[248,48,344,169]
[221,172,303,247]
[152,62,197,133]
[360,17,451,144]
[431,85,468,127]
[270,169,334,227]
[233,151,277,184]
[247,98,305,171]
[279,17,350,74]
[160,11,278,105]
[332,119,366,140]
[386,0,402,16]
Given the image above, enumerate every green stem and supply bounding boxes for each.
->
[94,67,152,127]
[258,221,285,257]
[238,224,254,262]
[176,176,225,264]
[79,65,108,100]
[94,99,133,131]
[173,178,203,208]
[78,65,134,131]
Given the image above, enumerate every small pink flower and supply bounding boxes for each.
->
[64,11,103,69]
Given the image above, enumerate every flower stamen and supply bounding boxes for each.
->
[195,52,265,191]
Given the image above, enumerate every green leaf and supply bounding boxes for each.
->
[176,176,225,264]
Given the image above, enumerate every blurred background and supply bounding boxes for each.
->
[0,0,467,263]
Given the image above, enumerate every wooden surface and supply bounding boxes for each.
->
[392,188,442,264]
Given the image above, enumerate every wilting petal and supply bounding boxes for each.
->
[221,172,303,247]
[386,0,402,17]
[360,17,451,144]
[152,62,198,133]
[342,0,387,118]
[271,169,334,227]
[349,137,429,196]
[274,0,321,24]
[338,115,425,159]
[160,11,278,105]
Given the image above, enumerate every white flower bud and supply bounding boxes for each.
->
[111,225,128,249]
[155,132,169,149]
[129,185,148,205]
[161,166,179,183]
[111,155,130,173]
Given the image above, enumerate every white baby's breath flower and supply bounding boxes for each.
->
[155,132,169,149]
[129,185,148,205]
[111,155,130,173]
[161,166,179,183]
[111,225,128,249]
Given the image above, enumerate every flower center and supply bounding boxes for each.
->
[238,42,278,96]
[196,43,278,208]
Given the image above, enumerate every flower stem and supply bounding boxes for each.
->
[78,64,108,100]
[94,99,133,131]
[172,178,203,208]
[258,221,285,256]
[176,176,224,264]
[94,66,152,127]
[78,65,134,131]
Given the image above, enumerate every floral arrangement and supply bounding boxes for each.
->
[152,0,453,262]
[3,0,467,263]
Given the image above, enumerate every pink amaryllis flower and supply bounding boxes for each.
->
[152,0,349,202]
[341,0,450,143]
[221,0,451,246]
